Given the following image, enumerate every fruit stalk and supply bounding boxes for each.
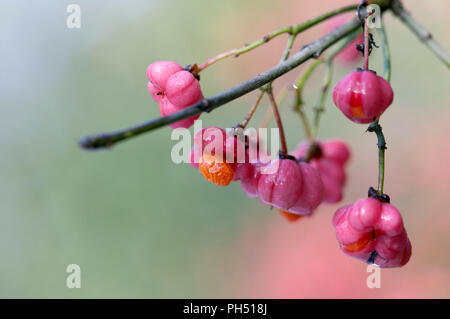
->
[268,89,288,155]
[362,8,375,70]
[367,120,386,195]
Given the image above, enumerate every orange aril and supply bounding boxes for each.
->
[199,154,234,186]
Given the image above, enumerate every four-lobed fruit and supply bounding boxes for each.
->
[189,126,253,186]
[333,70,394,124]
[333,197,412,268]
[253,158,324,216]
[146,61,202,129]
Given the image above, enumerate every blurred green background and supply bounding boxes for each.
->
[1,0,449,298]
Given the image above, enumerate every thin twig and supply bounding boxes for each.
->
[293,59,324,141]
[259,89,288,129]
[236,91,265,129]
[268,89,288,154]
[367,120,386,195]
[197,5,358,72]
[392,0,450,68]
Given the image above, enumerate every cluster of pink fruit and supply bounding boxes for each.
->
[146,59,411,268]
[189,127,326,216]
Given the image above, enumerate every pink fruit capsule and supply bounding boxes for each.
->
[293,139,351,204]
[287,162,324,215]
[193,127,228,163]
[159,96,199,129]
[333,70,394,124]
[165,70,203,108]
[312,158,346,187]
[320,173,344,203]
[333,197,412,268]
[146,61,183,91]
[257,159,304,210]
[320,139,351,166]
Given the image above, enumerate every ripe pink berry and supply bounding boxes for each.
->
[159,96,200,129]
[320,139,351,166]
[255,158,323,215]
[333,70,394,124]
[165,70,203,108]
[333,197,412,268]
[192,126,251,169]
[190,126,254,185]
[146,61,183,91]
[293,139,351,203]
[193,127,228,162]
[288,162,324,215]
[258,159,304,210]
[147,61,203,129]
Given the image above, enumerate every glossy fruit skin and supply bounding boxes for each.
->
[146,61,203,129]
[248,158,323,215]
[333,197,412,268]
[288,162,323,214]
[293,139,351,203]
[165,71,204,108]
[258,159,304,210]
[198,154,234,186]
[333,70,394,124]
[146,61,183,91]
[192,127,239,164]
[159,96,200,129]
